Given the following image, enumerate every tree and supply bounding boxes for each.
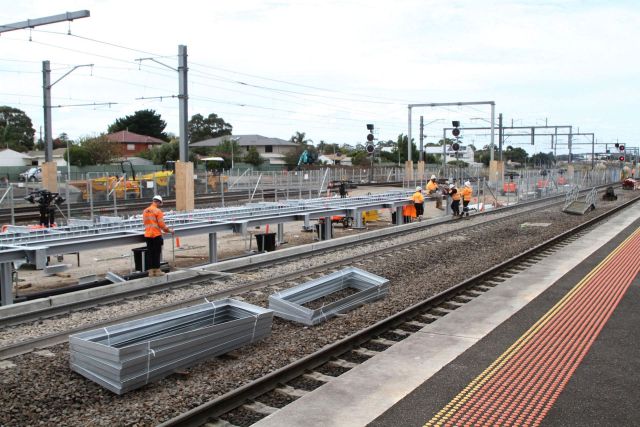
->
[350,150,370,166]
[211,138,241,170]
[108,109,168,141]
[290,131,312,145]
[243,146,264,167]
[79,135,123,165]
[391,134,418,164]
[504,146,528,165]
[530,152,556,169]
[0,106,36,152]
[64,145,94,166]
[53,132,71,149]
[188,113,232,143]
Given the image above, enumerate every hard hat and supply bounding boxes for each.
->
[449,184,455,189]
[465,181,471,187]
[431,174,436,180]
[416,186,422,191]
[153,195,163,203]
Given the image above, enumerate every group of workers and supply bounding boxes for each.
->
[411,175,473,221]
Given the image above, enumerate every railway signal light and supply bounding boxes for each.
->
[452,120,460,137]
[619,155,625,162]
[619,144,625,151]
[366,123,374,143]
[366,144,375,154]
[452,142,460,152]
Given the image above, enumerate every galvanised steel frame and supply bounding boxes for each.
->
[0,192,414,305]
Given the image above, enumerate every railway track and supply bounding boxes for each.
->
[0,187,625,357]
[0,188,574,330]
[159,192,640,427]
[0,188,636,426]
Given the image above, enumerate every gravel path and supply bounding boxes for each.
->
[0,194,634,426]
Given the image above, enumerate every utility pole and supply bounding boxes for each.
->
[419,116,424,162]
[178,45,189,162]
[43,61,52,163]
[42,61,93,191]
[498,113,503,161]
[136,45,193,210]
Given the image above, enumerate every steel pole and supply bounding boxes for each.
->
[178,45,189,162]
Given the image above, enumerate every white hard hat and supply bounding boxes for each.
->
[465,181,471,187]
[416,186,422,191]
[431,174,436,180]
[153,195,163,203]
[449,184,455,189]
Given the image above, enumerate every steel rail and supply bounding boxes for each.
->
[158,193,640,427]
[0,187,624,360]
[0,188,575,327]
[0,185,608,328]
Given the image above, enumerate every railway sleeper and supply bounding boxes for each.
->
[390,328,411,337]
[352,347,381,358]
[206,419,238,427]
[242,401,279,416]
[274,384,308,398]
[370,337,398,347]
[415,314,438,323]
[461,290,482,298]
[328,358,359,369]
[405,320,430,328]
[303,371,336,383]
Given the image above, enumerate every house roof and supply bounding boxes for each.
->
[0,148,34,159]
[105,130,165,144]
[27,149,66,158]
[191,134,297,147]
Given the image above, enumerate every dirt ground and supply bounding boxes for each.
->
[14,186,448,295]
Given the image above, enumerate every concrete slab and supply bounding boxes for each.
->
[253,206,640,427]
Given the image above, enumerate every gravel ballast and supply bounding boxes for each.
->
[0,194,635,426]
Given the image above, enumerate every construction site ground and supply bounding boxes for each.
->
[11,184,511,296]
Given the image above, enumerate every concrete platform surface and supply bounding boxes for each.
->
[254,204,640,427]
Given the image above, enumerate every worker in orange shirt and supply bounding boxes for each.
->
[461,181,473,218]
[449,183,461,217]
[412,186,425,221]
[143,195,173,277]
[426,174,442,209]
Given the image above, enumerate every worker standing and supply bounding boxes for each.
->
[461,181,473,218]
[412,186,425,221]
[449,183,461,217]
[143,195,173,277]
[426,174,442,210]
[339,181,348,198]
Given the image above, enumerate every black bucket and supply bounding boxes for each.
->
[255,233,277,252]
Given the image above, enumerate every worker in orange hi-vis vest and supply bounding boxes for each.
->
[426,174,442,209]
[461,181,473,218]
[143,195,173,277]
[449,183,461,217]
[412,186,425,221]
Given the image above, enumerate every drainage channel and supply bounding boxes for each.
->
[158,197,634,427]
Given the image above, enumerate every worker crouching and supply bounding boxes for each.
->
[143,195,173,277]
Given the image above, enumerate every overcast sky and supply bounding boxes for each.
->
[1,0,639,155]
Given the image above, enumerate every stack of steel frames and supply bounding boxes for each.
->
[268,267,389,326]
[69,298,273,394]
